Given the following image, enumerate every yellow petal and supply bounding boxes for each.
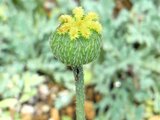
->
[85,12,99,21]
[80,27,91,39]
[57,7,102,40]
[69,27,79,40]
[57,24,70,34]
[59,15,72,23]
[88,21,102,33]
[72,7,84,20]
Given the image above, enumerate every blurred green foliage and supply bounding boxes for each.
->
[0,0,160,120]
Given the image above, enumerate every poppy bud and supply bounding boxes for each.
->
[50,7,102,66]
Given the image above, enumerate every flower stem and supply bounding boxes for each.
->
[72,66,86,120]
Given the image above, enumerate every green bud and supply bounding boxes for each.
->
[49,31,101,66]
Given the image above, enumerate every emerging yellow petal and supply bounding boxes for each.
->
[75,19,83,28]
[57,23,70,34]
[69,27,79,40]
[88,21,102,33]
[72,7,84,20]
[59,15,72,23]
[81,28,91,39]
[57,6,102,40]
[85,12,99,21]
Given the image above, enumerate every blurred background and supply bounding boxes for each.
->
[0,0,160,120]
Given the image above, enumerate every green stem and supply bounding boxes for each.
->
[73,66,86,120]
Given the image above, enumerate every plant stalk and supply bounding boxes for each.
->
[72,66,86,120]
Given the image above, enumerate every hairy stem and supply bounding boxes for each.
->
[73,66,86,120]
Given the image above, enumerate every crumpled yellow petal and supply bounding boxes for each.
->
[88,21,102,33]
[72,7,84,20]
[57,23,70,34]
[81,28,91,39]
[69,27,79,40]
[59,15,72,23]
[85,12,99,21]
[57,6,102,40]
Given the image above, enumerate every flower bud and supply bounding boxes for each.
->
[50,7,102,66]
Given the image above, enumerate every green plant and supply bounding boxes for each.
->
[49,7,102,120]
[1,0,160,119]
[82,0,160,120]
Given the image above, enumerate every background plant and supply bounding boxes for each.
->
[0,0,160,120]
